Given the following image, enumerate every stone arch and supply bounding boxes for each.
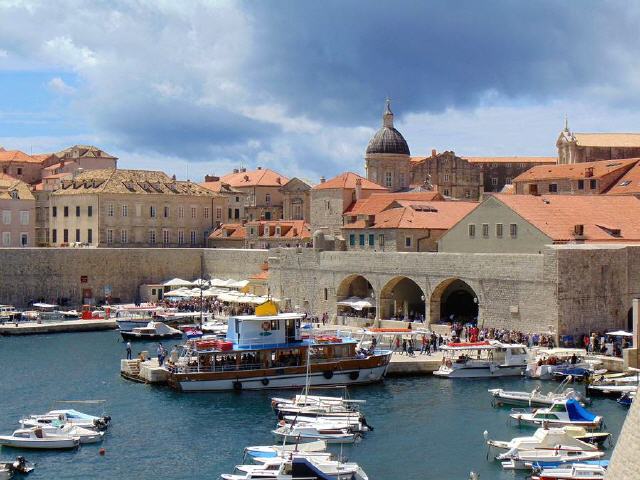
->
[430,278,480,325]
[336,274,376,318]
[379,276,426,321]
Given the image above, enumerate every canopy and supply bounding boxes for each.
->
[337,296,376,311]
[163,278,193,287]
[164,289,194,298]
[606,330,634,337]
[566,399,597,422]
[228,280,250,289]
[32,302,58,309]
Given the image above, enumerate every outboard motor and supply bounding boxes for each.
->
[11,456,31,474]
[360,416,373,432]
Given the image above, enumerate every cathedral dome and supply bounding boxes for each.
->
[365,99,410,156]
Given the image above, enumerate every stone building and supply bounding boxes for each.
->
[438,194,640,254]
[606,161,640,197]
[280,177,312,221]
[310,172,387,236]
[208,220,311,249]
[0,150,43,185]
[0,173,35,247]
[201,176,247,222]
[49,169,222,247]
[409,151,483,199]
[463,156,557,193]
[220,167,288,221]
[557,120,640,164]
[41,145,118,178]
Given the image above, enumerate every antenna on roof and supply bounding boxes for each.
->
[563,114,569,132]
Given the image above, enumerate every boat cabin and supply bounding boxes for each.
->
[226,312,304,348]
[441,341,528,365]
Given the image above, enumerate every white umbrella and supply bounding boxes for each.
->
[163,278,193,287]
[606,330,634,337]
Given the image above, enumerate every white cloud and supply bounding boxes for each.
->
[47,76,75,95]
[42,36,98,69]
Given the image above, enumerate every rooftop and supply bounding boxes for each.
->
[313,172,387,191]
[208,223,247,240]
[221,168,288,188]
[0,150,42,164]
[512,158,638,183]
[56,145,117,159]
[200,180,242,195]
[344,191,444,216]
[463,156,557,164]
[606,162,640,196]
[573,133,640,148]
[245,220,311,239]
[365,100,410,156]
[0,173,35,200]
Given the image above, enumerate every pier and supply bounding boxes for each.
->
[0,319,117,336]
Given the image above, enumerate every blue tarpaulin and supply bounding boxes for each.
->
[566,398,597,421]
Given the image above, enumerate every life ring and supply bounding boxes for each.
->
[261,321,271,332]
[349,371,360,380]
[233,380,242,390]
[323,370,334,380]
[261,378,270,386]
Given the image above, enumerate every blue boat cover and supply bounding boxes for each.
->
[566,399,597,421]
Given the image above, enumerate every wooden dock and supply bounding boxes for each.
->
[0,319,117,336]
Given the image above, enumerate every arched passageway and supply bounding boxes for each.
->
[336,275,376,319]
[430,279,479,325]
[380,276,425,321]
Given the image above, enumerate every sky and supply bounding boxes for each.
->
[1,0,640,182]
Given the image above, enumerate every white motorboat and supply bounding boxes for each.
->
[244,440,327,460]
[120,321,183,341]
[33,424,104,444]
[201,321,228,336]
[0,427,79,450]
[509,399,603,429]
[272,424,361,444]
[433,341,529,378]
[500,449,604,470]
[272,394,364,410]
[489,378,590,408]
[485,427,599,454]
[221,455,368,480]
[22,409,111,430]
[281,416,371,433]
[531,463,607,479]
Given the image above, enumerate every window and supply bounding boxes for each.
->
[234,209,240,220]
[178,230,184,245]
[2,232,10,246]
[577,179,584,189]
[10,190,18,199]
[150,206,157,218]
[121,229,128,244]
[405,236,412,248]
[265,194,271,205]
[164,206,169,218]
[324,288,328,301]
[491,177,498,186]
[235,196,240,203]
[52,206,57,218]
[107,204,114,217]
[510,223,518,238]
[443,189,450,196]
[359,234,365,246]
[20,233,27,246]
[163,229,170,245]
[204,207,210,219]
[75,206,80,217]
[216,207,222,220]
[399,173,405,187]
[505,163,512,168]
[505,178,512,185]
[265,211,271,220]
[549,183,558,193]
[2,210,10,225]
[496,223,503,238]
[52,229,57,243]
[444,174,449,182]
[190,230,197,246]
[122,205,128,217]
[178,206,184,218]
[590,179,597,189]
[17,167,22,175]
[482,223,489,238]
[87,229,92,244]
[63,229,69,243]
[228,208,232,219]
[107,229,113,244]
[368,233,374,246]
[349,234,355,246]
[468,224,476,238]
[385,171,393,188]
[378,234,385,247]
[136,204,142,217]
[149,230,156,245]
[88,206,93,217]
[75,229,80,242]
[64,206,69,217]
[191,207,196,218]
[19,211,29,225]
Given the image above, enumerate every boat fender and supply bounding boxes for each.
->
[261,378,270,386]
[323,370,334,380]
[233,380,243,390]
[349,371,359,381]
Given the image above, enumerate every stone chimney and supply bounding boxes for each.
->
[257,166,262,170]
[320,176,326,183]
[240,167,247,173]
[431,149,437,157]
[204,174,220,182]
[233,168,239,174]
[355,177,363,200]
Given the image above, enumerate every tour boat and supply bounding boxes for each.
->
[0,427,79,450]
[509,399,603,429]
[21,409,111,431]
[272,424,362,444]
[120,321,183,341]
[531,463,607,480]
[500,449,605,470]
[164,304,392,392]
[485,427,599,454]
[488,379,590,408]
[433,341,529,378]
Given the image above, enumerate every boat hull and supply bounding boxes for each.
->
[116,320,150,332]
[120,331,182,341]
[434,365,526,378]
[0,437,79,449]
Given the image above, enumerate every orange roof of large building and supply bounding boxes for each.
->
[344,191,444,216]
[245,220,311,239]
[221,168,288,188]
[345,201,477,230]
[313,172,387,191]
[0,150,42,164]
[208,224,247,240]
[573,133,640,148]
[493,194,640,242]
[606,162,640,196]
[0,173,35,200]
[463,156,557,164]
[200,180,242,195]
[512,158,638,183]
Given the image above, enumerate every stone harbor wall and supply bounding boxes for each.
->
[606,390,640,478]
[0,248,268,307]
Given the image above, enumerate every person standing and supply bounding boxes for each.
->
[401,339,407,356]
[126,341,132,360]
[157,343,164,366]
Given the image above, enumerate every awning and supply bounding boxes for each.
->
[32,302,58,309]
[163,278,193,287]
[606,330,634,337]
[337,296,375,311]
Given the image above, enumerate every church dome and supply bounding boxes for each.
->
[365,100,410,155]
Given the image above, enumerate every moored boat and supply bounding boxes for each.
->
[531,463,607,479]
[0,427,79,450]
[434,341,529,378]
[485,427,599,453]
[272,424,362,444]
[120,321,183,341]
[21,409,111,431]
[500,449,605,470]
[489,381,589,408]
[509,399,603,429]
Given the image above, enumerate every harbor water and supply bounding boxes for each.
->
[0,331,629,479]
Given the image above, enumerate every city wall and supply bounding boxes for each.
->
[0,248,268,306]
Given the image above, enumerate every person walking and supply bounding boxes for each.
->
[157,343,165,366]
[126,341,132,360]
[401,339,408,356]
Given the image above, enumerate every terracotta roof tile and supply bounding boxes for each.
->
[573,133,640,148]
[493,194,640,242]
[245,220,311,240]
[221,168,288,188]
[344,191,444,216]
[312,172,387,191]
[208,223,246,240]
[0,174,35,200]
[463,156,557,164]
[606,162,640,195]
[0,150,42,164]
[200,180,242,194]
[513,158,638,183]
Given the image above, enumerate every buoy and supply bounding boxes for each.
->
[99,448,106,456]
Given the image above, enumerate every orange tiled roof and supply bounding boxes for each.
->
[208,223,247,240]
[245,220,311,240]
[463,156,557,164]
[512,158,638,183]
[494,194,640,242]
[249,270,270,281]
[221,168,288,188]
[0,150,42,164]
[344,191,444,216]
[0,174,35,200]
[200,180,241,194]
[606,162,640,195]
[312,172,387,191]
[344,201,477,230]
[30,153,55,162]
[573,133,640,148]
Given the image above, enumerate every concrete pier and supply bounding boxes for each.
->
[0,319,116,335]
[387,352,442,376]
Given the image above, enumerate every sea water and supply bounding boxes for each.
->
[0,331,628,479]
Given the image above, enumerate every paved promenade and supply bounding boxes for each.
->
[0,319,117,335]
